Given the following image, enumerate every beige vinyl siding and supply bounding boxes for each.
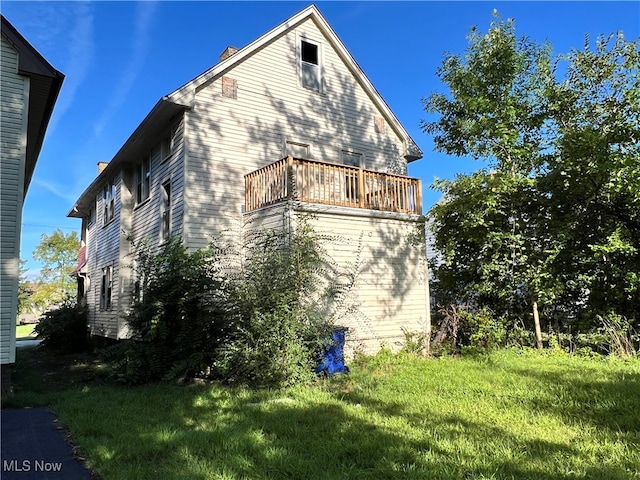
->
[244,202,428,355]
[87,174,123,339]
[130,119,185,246]
[85,120,185,340]
[0,36,27,364]
[296,205,428,355]
[183,17,406,250]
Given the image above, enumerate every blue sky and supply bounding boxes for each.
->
[3,1,638,279]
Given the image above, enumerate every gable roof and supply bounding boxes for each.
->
[168,4,422,161]
[69,4,422,216]
[1,14,64,196]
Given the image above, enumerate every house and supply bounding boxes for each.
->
[1,15,64,392]
[68,5,430,354]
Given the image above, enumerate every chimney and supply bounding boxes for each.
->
[97,161,108,175]
[219,46,239,62]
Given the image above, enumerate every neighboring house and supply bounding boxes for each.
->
[1,15,64,391]
[68,5,430,353]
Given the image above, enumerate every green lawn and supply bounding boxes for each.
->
[6,347,640,480]
[15,323,37,340]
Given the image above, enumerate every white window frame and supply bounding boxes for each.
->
[341,149,364,168]
[103,180,115,226]
[162,123,178,163]
[285,140,312,159]
[160,179,171,244]
[100,265,113,310]
[136,156,151,205]
[299,36,322,93]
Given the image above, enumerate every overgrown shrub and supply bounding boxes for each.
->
[35,299,89,353]
[460,308,507,352]
[109,219,349,387]
[107,238,228,383]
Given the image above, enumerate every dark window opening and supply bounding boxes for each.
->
[301,41,318,65]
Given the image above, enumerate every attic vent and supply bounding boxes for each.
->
[219,46,239,62]
[222,76,237,99]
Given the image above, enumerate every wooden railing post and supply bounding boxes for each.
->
[358,167,365,209]
[415,180,423,214]
[286,155,294,200]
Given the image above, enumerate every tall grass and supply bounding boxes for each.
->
[7,347,640,479]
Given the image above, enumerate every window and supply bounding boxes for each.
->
[103,180,115,225]
[160,180,171,243]
[100,265,113,310]
[136,156,151,204]
[162,124,178,162]
[342,150,363,204]
[341,150,363,168]
[88,204,96,228]
[300,39,321,92]
[286,141,310,159]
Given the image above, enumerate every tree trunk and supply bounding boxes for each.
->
[533,300,543,349]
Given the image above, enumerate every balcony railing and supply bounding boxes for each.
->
[245,156,422,214]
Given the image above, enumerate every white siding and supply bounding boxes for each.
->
[0,36,27,364]
[129,119,185,246]
[183,17,407,251]
[84,119,186,340]
[86,175,123,338]
[295,205,428,355]
[242,202,428,355]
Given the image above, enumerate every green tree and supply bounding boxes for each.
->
[32,229,80,306]
[423,13,639,341]
[541,33,640,321]
[17,259,34,316]
[422,13,554,345]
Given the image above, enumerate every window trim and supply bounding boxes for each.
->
[160,179,172,245]
[136,155,151,205]
[103,180,115,227]
[161,123,179,163]
[100,265,113,311]
[299,36,322,93]
[341,149,364,168]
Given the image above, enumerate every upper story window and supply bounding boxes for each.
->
[136,156,151,205]
[88,204,96,228]
[300,39,321,92]
[162,124,179,162]
[286,140,310,159]
[160,180,171,244]
[342,150,363,168]
[103,180,115,226]
[100,265,113,310]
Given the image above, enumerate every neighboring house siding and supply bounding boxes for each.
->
[0,36,27,365]
[184,17,407,251]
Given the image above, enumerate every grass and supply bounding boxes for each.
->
[5,347,640,480]
[15,323,37,340]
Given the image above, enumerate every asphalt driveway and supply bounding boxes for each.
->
[1,407,94,479]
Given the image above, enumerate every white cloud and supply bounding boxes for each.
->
[46,2,96,135]
[32,178,81,204]
[93,2,158,137]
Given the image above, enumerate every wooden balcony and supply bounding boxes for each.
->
[245,156,422,214]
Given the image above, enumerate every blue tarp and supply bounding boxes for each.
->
[315,327,349,375]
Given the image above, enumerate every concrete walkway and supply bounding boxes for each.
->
[1,408,94,479]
